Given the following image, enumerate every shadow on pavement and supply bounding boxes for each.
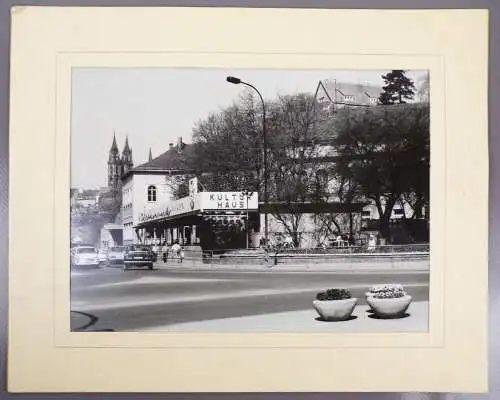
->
[368,312,411,320]
[314,315,359,322]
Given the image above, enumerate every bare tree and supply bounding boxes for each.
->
[266,94,329,247]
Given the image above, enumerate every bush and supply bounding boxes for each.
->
[368,284,407,299]
[316,288,352,301]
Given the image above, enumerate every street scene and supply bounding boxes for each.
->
[71,259,429,332]
[70,68,430,332]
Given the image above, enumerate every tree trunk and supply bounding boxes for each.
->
[349,212,354,237]
[379,195,398,243]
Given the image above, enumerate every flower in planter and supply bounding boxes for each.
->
[368,284,407,299]
[316,288,352,301]
[313,288,357,321]
[366,283,412,318]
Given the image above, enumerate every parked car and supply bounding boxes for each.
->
[71,246,99,268]
[97,248,108,264]
[107,246,125,266]
[123,245,155,270]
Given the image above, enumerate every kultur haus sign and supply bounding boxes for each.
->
[138,191,258,224]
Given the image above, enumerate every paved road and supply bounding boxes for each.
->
[70,266,429,332]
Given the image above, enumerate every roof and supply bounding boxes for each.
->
[123,142,195,178]
[316,80,383,106]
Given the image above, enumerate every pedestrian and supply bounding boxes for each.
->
[367,234,377,251]
[162,241,169,263]
[171,240,183,263]
[179,247,185,263]
[264,244,270,267]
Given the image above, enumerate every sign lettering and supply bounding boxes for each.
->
[201,192,258,211]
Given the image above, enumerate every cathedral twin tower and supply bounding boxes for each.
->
[108,133,133,190]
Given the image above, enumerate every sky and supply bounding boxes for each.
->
[71,68,427,189]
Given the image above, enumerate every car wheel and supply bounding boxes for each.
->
[148,263,154,270]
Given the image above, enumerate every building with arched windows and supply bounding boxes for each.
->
[121,137,194,245]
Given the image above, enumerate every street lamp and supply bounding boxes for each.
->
[226,76,269,246]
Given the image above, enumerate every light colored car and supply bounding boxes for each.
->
[107,246,125,266]
[97,248,108,264]
[71,246,99,268]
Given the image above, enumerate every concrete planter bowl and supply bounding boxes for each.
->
[365,292,375,311]
[313,298,358,321]
[366,295,412,319]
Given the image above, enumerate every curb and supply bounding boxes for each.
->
[151,262,430,274]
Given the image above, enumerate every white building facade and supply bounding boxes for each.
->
[122,173,177,245]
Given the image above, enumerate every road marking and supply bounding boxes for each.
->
[71,283,427,312]
[91,275,232,288]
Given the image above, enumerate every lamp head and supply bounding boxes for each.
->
[226,76,241,84]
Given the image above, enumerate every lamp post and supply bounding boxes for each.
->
[226,76,268,246]
[241,190,253,249]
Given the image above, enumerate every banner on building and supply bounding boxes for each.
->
[137,191,259,224]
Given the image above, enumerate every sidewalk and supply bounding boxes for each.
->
[136,301,429,333]
[152,258,429,273]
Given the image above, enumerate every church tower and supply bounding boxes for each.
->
[107,132,122,189]
[121,136,134,175]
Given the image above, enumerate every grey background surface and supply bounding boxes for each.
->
[0,1,496,399]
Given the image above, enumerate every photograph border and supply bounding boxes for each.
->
[8,7,488,393]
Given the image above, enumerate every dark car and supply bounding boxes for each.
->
[123,245,155,270]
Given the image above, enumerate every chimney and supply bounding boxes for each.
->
[169,143,173,150]
[177,136,183,153]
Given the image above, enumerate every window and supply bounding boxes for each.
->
[362,210,371,217]
[393,208,404,215]
[147,185,157,202]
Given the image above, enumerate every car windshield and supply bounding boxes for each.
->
[110,247,124,252]
[78,247,96,254]
[128,245,149,251]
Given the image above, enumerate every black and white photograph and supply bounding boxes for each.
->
[70,68,430,333]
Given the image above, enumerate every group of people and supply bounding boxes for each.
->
[152,240,185,263]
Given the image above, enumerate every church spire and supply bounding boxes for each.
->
[123,135,130,152]
[121,134,133,175]
[110,130,119,152]
[108,131,121,189]
[148,147,153,162]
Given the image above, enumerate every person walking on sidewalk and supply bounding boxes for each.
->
[162,241,169,263]
[260,237,271,267]
[171,240,184,263]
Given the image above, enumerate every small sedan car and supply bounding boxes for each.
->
[107,246,125,266]
[123,245,155,270]
[71,246,100,268]
[97,248,108,265]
